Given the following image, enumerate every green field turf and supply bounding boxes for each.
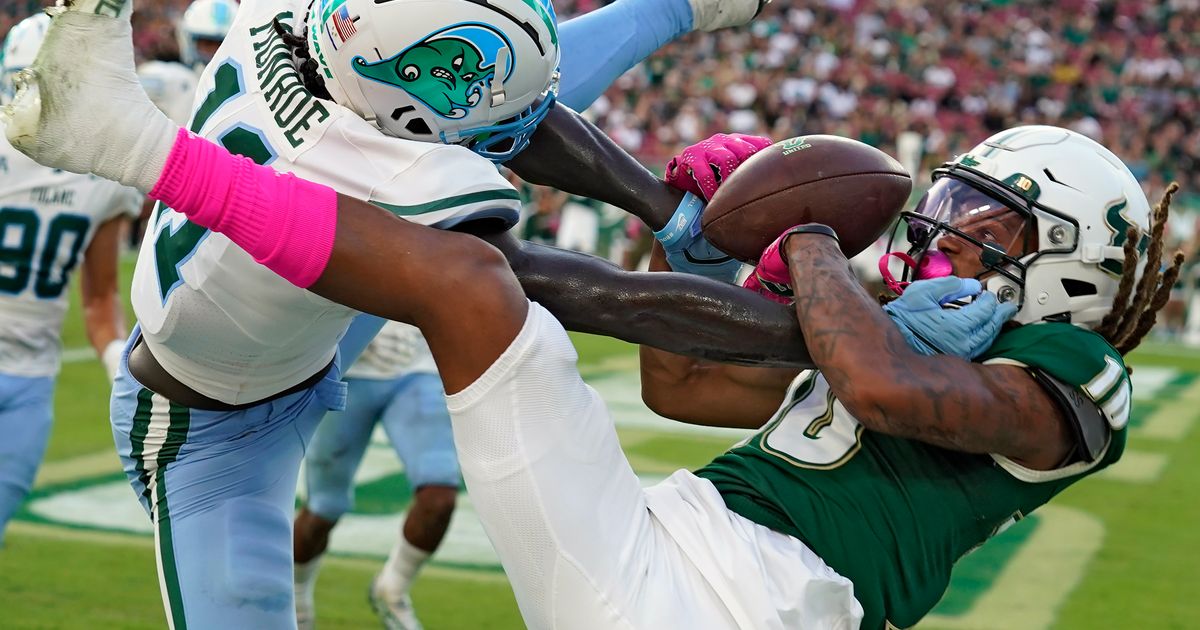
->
[2,255,1198,629]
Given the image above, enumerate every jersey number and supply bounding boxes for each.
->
[0,207,90,299]
[154,60,276,301]
[761,386,864,469]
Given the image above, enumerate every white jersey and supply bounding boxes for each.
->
[345,320,437,380]
[130,0,521,405]
[137,60,201,126]
[0,127,142,377]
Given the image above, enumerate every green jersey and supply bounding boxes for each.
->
[696,323,1130,629]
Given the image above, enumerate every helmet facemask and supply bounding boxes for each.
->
[882,166,1068,315]
[440,82,559,162]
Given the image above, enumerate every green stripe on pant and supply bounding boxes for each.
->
[155,469,188,630]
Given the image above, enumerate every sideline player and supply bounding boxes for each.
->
[13,5,1174,630]
[0,12,141,543]
[1,0,778,626]
[294,320,457,630]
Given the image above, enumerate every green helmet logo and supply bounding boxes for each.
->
[352,24,514,120]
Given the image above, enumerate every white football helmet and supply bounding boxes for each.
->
[177,0,239,68]
[1,12,50,104]
[306,0,560,162]
[893,125,1151,328]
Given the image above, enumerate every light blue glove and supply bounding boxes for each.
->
[883,277,1018,360]
[653,192,743,283]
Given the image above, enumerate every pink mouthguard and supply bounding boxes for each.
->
[878,250,953,295]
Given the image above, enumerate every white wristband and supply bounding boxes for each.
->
[102,339,125,382]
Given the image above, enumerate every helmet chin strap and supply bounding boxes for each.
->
[879,249,954,295]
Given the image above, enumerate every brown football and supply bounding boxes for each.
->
[702,135,913,262]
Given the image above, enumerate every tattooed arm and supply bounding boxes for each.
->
[782,233,1073,470]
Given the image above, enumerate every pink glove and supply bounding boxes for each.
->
[742,273,792,305]
[740,228,796,303]
[754,228,793,286]
[665,133,773,201]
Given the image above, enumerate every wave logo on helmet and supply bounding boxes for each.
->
[352,24,515,120]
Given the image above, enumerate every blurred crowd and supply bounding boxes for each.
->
[574,0,1199,217]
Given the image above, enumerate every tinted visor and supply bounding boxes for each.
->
[905,177,1036,263]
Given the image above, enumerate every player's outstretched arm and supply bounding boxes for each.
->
[780,228,1074,470]
[504,104,681,231]
[2,0,809,376]
[475,227,815,367]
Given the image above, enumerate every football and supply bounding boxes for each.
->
[702,135,913,262]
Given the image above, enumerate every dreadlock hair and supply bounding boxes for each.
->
[1094,182,1185,355]
[272,3,332,101]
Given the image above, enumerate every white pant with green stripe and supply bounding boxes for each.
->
[110,327,347,629]
[446,303,863,630]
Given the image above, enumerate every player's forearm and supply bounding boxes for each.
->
[784,235,1067,459]
[504,105,681,230]
[485,231,813,366]
[79,217,129,365]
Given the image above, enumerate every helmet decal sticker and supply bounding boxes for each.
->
[1002,172,1041,201]
[957,154,982,167]
[352,23,515,120]
[318,0,349,28]
[327,4,360,48]
[1100,198,1149,277]
[317,0,360,51]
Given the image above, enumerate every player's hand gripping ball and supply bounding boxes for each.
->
[655,133,773,282]
[741,226,798,304]
[664,133,774,201]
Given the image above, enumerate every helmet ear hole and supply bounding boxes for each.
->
[390,106,434,136]
[1061,278,1097,298]
[404,117,434,136]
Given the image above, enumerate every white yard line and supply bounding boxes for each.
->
[60,347,97,364]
